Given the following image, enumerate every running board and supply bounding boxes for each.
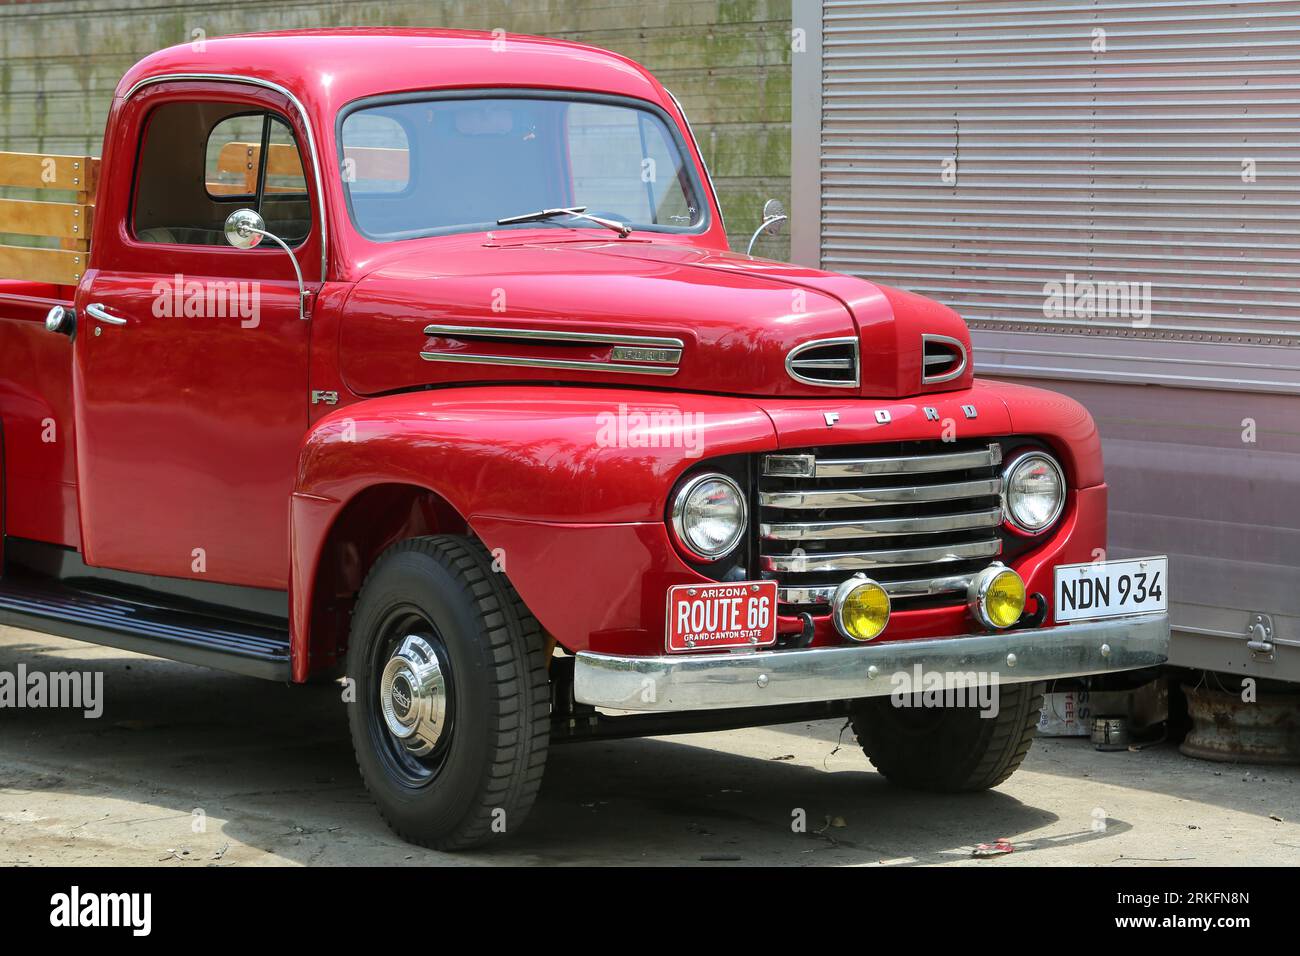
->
[0,573,291,680]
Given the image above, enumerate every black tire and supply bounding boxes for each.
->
[345,535,550,850]
[850,681,1044,792]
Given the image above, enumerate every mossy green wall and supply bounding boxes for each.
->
[0,0,791,257]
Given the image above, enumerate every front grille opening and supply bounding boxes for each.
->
[786,338,859,388]
[921,335,967,385]
[759,438,1006,614]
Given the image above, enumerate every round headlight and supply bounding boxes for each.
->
[969,564,1026,630]
[1003,452,1066,533]
[670,473,747,561]
[833,576,891,642]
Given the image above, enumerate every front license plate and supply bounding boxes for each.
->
[1054,556,1168,623]
[666,581,778,653]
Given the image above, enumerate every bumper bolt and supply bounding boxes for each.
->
[1006,653,1017,668]
[867,665,879,680]
[1100,643,1112,659]
[756,673,769,689]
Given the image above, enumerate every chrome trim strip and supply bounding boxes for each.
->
[421,324,684,350]
[921,333,969,385]
[123,73,329,284]
[760,507,1003,541]
[779,572,977,605]
[811,443,1001,479]
[761,538,1001,573]
[420,324,685,375]
[785,336,860,389]
[759,477,1002,509]
[419,351,679,376]
[574,612,1171,711]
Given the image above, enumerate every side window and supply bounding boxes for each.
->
[133,101,311,247]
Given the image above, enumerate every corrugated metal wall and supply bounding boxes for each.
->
[817,0,1300,347]
[0,0,793,256]
[798,0,1300,677]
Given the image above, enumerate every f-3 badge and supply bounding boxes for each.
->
[923,406,939,421]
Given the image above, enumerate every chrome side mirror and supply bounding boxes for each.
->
[224,207,266,249]
[223,208,309,320]
[746,198,789,256]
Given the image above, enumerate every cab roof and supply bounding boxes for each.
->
[116,29,669,118]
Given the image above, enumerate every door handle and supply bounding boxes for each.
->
[85,303,127,326]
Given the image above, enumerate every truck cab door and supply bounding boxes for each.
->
[73,87,324,589]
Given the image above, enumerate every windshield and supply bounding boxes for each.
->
[339,94,707,241]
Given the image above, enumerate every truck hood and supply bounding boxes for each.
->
[338,237,974,400]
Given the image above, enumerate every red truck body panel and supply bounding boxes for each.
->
[0,29,1109,684]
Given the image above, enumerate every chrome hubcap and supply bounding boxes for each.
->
[379,635,448,755]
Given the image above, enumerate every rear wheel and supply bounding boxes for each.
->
[346,535,550,850]
[850,681,1044,791]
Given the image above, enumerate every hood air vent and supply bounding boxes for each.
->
[786,337,859,389]
[921,334,968,385]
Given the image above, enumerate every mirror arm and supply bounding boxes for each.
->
[245,227,310,320]
[746,214,789,257]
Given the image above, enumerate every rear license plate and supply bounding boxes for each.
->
[666,581,778,653]
[1054,556,1168,623]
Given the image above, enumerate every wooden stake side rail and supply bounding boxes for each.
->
[0,150,99,286]
[0,142,404,285]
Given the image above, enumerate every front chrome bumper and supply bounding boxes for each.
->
[574,611,1169,712]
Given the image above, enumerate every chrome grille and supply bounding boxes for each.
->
[759,440,1005,609]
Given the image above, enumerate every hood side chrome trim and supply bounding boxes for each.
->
[420,324,684,376]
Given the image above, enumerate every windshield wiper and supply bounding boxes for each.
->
[496,206,631,237]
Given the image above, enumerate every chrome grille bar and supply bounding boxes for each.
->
[762,444,1000,479]
[779,573,976,605]
[759,477,1001,510]
[762,538,1001,573]
[760,507,1002,541]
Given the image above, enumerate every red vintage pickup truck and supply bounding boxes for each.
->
[0,29,1168,849]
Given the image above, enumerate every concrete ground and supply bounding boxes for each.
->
[1,626,1297,866]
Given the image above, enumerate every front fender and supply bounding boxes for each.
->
[294,386,778,522]
[288,387,778,673]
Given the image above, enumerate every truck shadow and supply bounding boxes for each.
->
[0,637,1227,866]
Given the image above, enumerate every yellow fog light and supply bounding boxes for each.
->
[832,576,891,642]
[969,563,1026,629]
